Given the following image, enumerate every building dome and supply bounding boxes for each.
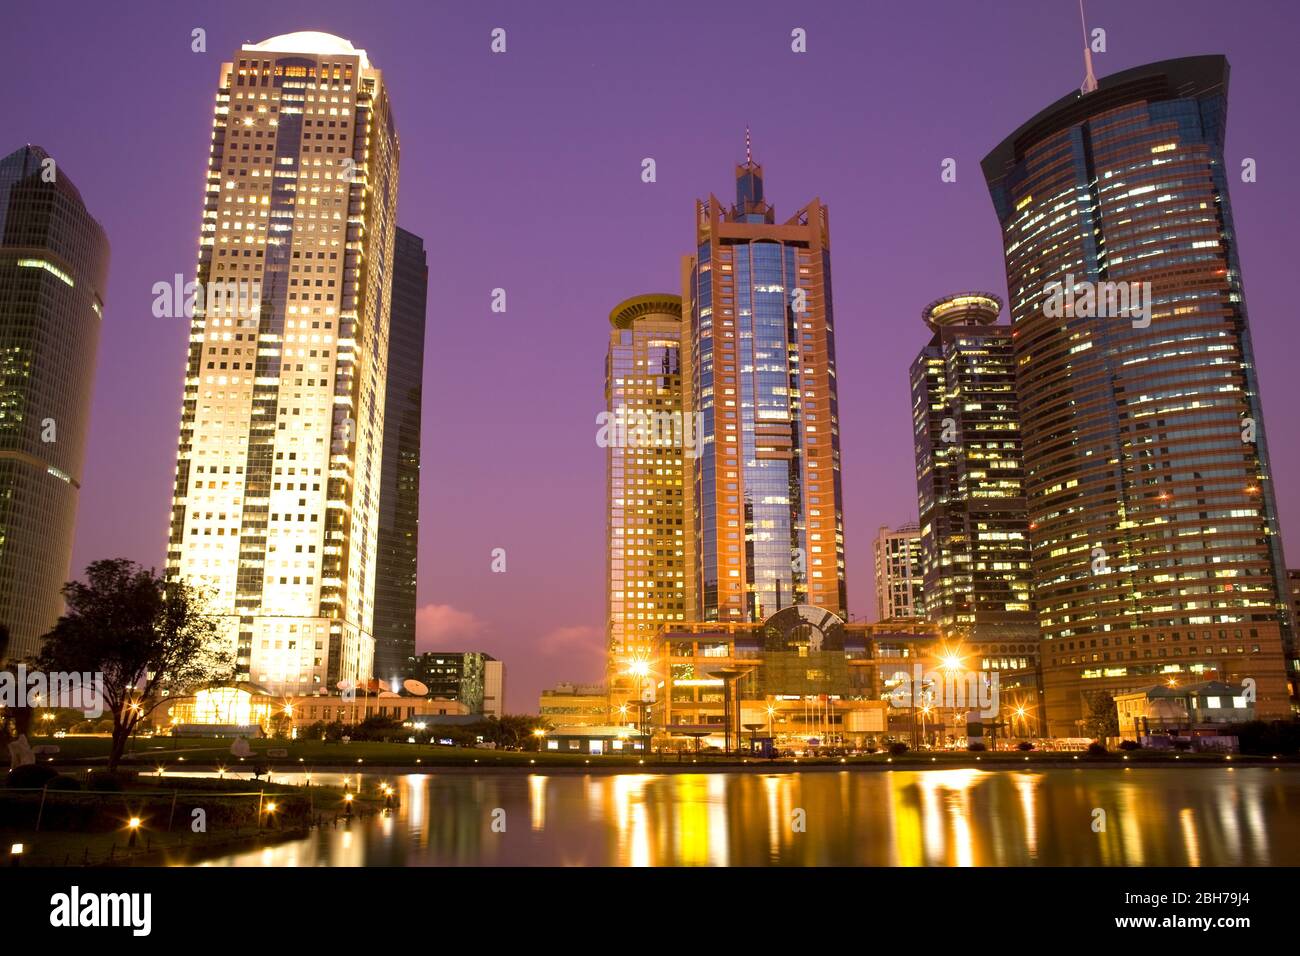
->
[243,31,369,68]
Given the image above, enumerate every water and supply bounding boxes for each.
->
[183,767,1300,866]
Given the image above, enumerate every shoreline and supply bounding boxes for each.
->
[158,755,1295,777]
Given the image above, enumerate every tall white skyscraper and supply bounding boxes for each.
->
[166,32,399,695]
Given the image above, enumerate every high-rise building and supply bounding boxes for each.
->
[373,227,426,685]
[407,650,497,714]
[982,55,1292,731]
[166,32,400,696]
[605,294,688,706]
[909,293,1036,643]
[872,523,923,621]
[682,146,847,623]
[0,146,108,660]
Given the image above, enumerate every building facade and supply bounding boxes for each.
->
[872,523,924,621]
[166,32,400,695]
[605,294,689,707]
[909,292,1037,649]
[407,650,500,715]
[538,682,608,728]
[682,150,847,624]
[373,226,426,684]
[654,607,1041,749]
[982,56,1292,731]
[0,145,108,660]
[483,657,504,718]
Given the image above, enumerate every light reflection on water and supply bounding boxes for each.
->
[180,767,1298,867]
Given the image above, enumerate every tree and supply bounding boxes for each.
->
[1086,692,1119,742]
[478,714,550,750]
[39,559,232,771]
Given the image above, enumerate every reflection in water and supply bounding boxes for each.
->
[185,767,1300,867]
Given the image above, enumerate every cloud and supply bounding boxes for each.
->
[415,603,485,651]
[537,624,604,660]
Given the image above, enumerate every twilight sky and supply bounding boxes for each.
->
[3,0,1298,712]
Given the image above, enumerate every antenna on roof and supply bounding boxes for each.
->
[1079,0,1098,94]
[745,125,752,165]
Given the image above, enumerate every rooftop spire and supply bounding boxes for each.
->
[1079,0,1098,94]
[745,125,752,165]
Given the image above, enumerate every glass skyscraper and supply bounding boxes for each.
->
[683,153,846,623]
[909,293,1036,641]
[166,32,400,696]
[373,226,426,685]
[982,55,1293,731]
[0,145,108,660]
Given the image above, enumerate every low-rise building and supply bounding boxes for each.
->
[1115,680,1254,739]
[653,606,1042,751]
[538,682,608,728]
[164,682,469,737]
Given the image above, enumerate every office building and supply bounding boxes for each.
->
[0,145,108,660]
[982,55,1292,730]
[873,523,924,621]
[166,32,400,695]
[682,144,847,623]
[605,293,688,706]
[373,227,427,684]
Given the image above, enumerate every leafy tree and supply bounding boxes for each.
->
[477,714,550,750]
[1086,692,1119,742]
[39,560,232,771]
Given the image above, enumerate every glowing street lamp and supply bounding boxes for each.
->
[127,817,141,848]
[532,728,547,752]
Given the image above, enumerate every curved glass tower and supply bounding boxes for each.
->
[982,55,1293,731]
[0,145,108,660]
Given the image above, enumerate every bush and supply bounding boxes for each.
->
[1232,720,1300,756]
[968,741,987,752]
[888,742,909,756]
[86,771,129,792]
[1118,740,1142,751]
[1016,741,1033,752]
[5,764,59,788]
[1086,742,1108,756]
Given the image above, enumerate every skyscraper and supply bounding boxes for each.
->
[0,146,108,660]
[982,55,1293,731]
[166,32,400,696]
[373,226,426,685]
[682,148,847,623]
[605,294,688,706]
[909,293,1036,642]
[872,523,924,622]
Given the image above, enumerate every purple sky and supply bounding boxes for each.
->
[3,0,1298,712]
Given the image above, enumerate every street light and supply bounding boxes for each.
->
[127,817,141,848]
[532,728,547,752]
